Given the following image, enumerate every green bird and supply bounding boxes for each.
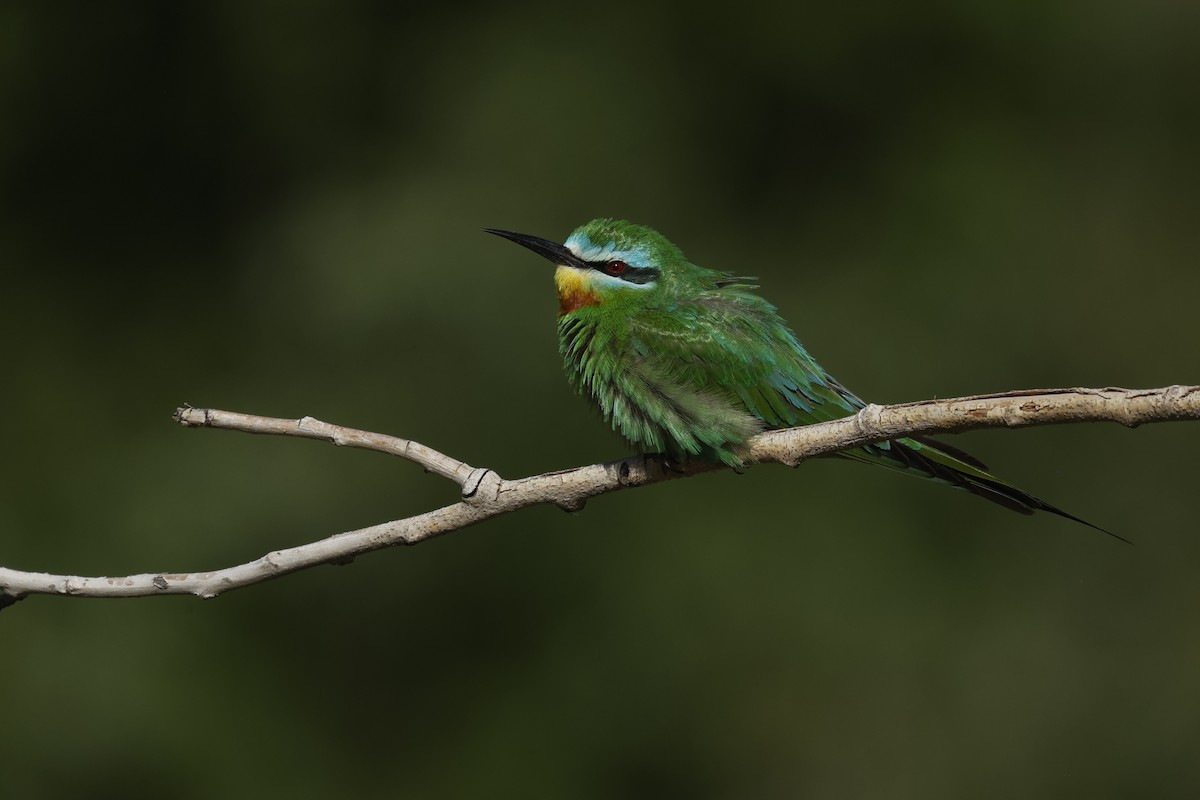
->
[486,218,1115,537]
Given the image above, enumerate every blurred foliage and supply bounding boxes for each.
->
[1,1,1198,797]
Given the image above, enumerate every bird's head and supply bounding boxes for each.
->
[486,219,700,315]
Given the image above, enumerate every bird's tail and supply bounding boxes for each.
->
[839,436,1128,543]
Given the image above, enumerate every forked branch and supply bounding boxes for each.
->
[1,385,1197,609]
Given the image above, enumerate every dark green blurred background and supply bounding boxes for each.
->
[2,2,1198,797]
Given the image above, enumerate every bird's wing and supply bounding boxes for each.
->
[628,293,863,432]
[626,294,1122,537]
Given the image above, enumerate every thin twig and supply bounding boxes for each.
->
[173,406,479,486]
[2,386,1197,607]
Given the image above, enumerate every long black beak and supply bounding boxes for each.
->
[484,228,590,269]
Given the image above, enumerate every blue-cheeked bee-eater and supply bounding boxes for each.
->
[486,219,1119,539]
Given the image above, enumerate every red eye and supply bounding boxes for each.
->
[605,260,628,276]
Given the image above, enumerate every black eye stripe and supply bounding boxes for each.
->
[587,260,657,284]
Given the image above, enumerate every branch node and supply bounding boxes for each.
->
[556,496,587,513]
[462,467,495,502]
[856,403,886,438]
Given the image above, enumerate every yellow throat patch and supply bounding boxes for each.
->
[554,266,600,316]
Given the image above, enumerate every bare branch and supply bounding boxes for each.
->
[745,385,1200,465]
[2,386,1197,608]
[172,406,480,486]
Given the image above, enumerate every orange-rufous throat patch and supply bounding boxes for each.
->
[554,266,600,315]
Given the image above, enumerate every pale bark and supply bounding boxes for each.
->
[1,386,1196,609]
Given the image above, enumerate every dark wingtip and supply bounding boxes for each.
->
[970,475,1132,545]
[891,439,1131,544]
[967,476,1132,545]
[1036,503,1134,545]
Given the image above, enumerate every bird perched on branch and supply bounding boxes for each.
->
[486,218,1115,537]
